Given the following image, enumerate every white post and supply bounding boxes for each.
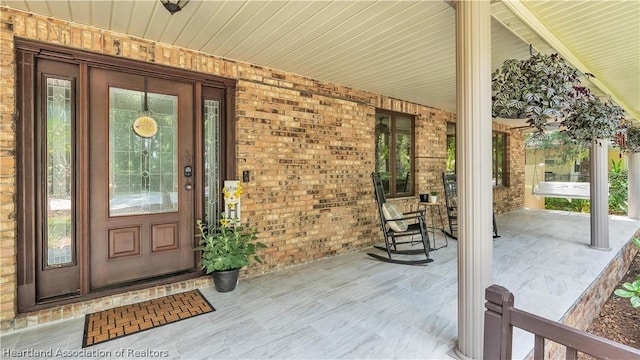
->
[628,152,640,220]
[455,1,493,358]
[590,139,610,249]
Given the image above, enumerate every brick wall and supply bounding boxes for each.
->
[493,122,526,214]
[235,78,377,268]
[0,9,17,331]
[0,7,524,329]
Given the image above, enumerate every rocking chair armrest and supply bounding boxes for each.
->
[403,210,426,219]
[386,213,424,222]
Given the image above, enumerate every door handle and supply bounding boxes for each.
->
[185,184,193,190]
[184,166,193,177]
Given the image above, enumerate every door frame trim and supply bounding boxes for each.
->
[15,39,236,88]
[15,38,237,312]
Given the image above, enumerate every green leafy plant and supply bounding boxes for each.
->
[622,125,640,153]
[608,159,628,215]
[614,237,640,308]
[195,217,266,273]
[561,96,625,144]
[543,160,627,215]
[492,52,625,142]
[492,53,579,133]
[430,191,439,196]
[446,134,456,172]
[545,197,590,213]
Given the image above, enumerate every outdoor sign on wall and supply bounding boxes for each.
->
[223,180,242,222]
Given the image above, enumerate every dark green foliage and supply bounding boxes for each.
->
[608,159,628,215]
[623,126,640,153]
[544,159,627,215]
[545,198,590,213]
[195,218,266,273]
[614,238,640,308]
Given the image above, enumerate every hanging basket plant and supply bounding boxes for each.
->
[623,125,640,153]
[561,95,625,144]
[492,53,579,132]
[492,52,626,141]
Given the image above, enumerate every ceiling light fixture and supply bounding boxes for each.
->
[161,0,190,15]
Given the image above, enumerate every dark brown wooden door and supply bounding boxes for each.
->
[89,68,195,289]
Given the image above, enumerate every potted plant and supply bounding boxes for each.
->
[430,191,439,203]
[195,216,266,292]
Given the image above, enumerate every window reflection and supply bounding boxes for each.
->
[108,87,178,216]
[374,111,413,196]
[46,78,73,266]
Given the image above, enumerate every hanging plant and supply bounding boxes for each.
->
[492,53,580,132]
[492,52,627,143]
[623,125,640,153]
[561,95,625,144]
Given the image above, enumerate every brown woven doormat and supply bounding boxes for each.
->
[82,289,215,348]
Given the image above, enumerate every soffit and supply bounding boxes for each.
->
[1,0,637,121]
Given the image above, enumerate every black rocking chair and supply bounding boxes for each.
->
[368,173,434,265]
[442,172,499,239]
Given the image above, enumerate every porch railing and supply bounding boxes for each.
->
[484,284,640,359]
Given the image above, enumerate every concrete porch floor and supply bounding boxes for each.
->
[1,209,639,359]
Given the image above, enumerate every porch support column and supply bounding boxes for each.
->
[590,139,610,249]
[628,152,640,220]
[455,1,493,359]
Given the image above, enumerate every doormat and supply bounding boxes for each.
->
[82,289,215,348]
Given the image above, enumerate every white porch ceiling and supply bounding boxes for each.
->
[2,0,638,120]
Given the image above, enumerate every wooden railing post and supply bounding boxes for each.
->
[484,284,640,359]
[483,284,514,359]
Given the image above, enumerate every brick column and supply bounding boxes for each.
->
[0,11,17,330]
[455,1,493,358]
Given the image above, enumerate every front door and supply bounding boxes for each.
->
[89,68,195,289]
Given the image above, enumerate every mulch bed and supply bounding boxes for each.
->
[579,252,640,358]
